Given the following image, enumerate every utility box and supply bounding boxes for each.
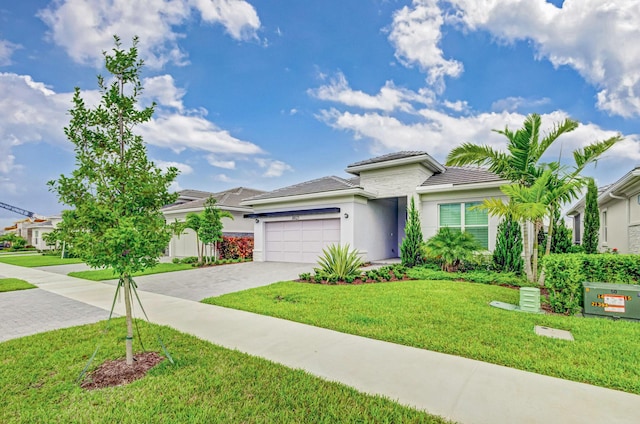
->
[583,282,640,320]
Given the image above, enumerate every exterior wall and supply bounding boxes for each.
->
[600,199,628,253]
[359,164,433,198]
[353,198,398,261]
[629,225,640,254]
[419,187,506,251]
[31,227,55,250]
[165,210,254,258]
[630,193,640,223]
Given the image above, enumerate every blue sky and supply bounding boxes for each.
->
[1,0,639,228]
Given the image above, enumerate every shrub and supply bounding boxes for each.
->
[400,197,424,267]
[299,272,311,281]
[583,178,600,254]
[492,214,523,274]
[317,244,363,280]
[407,266,530,287]
[178,256,199,264]
[543,253,640,314]
[172,258,181,264]
[424,227,480,272]
[219,236,254,260]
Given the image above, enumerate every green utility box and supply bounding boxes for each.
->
[583,282,640,320]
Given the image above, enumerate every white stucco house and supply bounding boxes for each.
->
[567,167,640,254]
[162,187,265,258]
[242,151,507,263]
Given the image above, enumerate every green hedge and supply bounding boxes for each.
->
[407,267,530,287]
[543,254,640,314]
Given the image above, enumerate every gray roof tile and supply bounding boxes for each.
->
[163,187,265,212]
[347,151,430,168]
[420,166,503,187]
[244,176,360,202]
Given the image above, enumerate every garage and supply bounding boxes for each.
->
[265,218,340,263]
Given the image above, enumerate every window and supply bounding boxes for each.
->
[602,210,607,244]
[573,214,581,244]
[439,202,489,249]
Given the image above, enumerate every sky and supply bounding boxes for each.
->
[1,0,639,228]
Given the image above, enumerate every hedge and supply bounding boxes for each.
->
[543,253,640,314]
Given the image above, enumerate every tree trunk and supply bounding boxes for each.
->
[522,221,533,282]
[531,220,542,284]
[123,274,134,366]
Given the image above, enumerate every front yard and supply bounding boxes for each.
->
[203,279,640,395]
[0,278,35,292]
[0,255,84,267]
[0,319,449,423]
[69,263,194,281]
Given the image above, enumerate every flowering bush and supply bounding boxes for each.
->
[219,236,254,260]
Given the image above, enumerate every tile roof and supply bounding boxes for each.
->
[347,151,430,168]
[244,176,361,202]
[420,166,503,187]
[163,187,265,212]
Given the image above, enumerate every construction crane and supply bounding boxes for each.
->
[0,201,36,218]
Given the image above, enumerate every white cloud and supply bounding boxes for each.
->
[38,0,261,68]
[388,0,463,90]
[289,108,298,115]
[206,155,236,169]
[318,107,640,167]
[140,112,263,155]
[448,0,640,117]
[152,159,193,175]
[255,158,293,177]
[491,96,551,112]
[309,72,434,112]
[192,0,261,40]
[0,40,20,66]
[143,75,185,111]
[442,100,469,113]
[0,72,264,186]
[214,173,231,182]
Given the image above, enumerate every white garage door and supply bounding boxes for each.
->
[265,219,340,263]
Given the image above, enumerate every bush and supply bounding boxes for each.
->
[219,236,254,260]
[317,244,363,280]
[400,197,424,268]
[407,266,530,287]
[492,214,523,274]
[423,227,480,272]
[543,253,640,314]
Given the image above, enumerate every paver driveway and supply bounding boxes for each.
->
[4,261,312,341]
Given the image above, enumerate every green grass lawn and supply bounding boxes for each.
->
[69,263,194,281]
[0,278,35,292]
[0,255,84,267]
[204,280,640,395]
[0,319,449,424]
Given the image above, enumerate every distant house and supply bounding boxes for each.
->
[162,187,265,258]
[3,217,60,250]
[567,167,640,254]
[242,151,507,263]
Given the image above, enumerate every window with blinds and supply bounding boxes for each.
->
[439,202,489,249]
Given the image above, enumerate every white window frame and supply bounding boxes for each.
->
[602,209,608,245]
[438,202,489,249]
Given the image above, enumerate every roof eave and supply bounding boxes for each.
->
[345,154,446,176]
[241,188,377,206]
[416,180,505,194]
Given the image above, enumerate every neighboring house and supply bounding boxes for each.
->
[162,187,265,258]
[3,217,57,249]
[567,167,640,254]
[242,151,507,263]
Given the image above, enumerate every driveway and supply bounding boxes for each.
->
[40,260,314,301]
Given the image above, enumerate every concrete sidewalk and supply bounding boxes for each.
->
[2,262,639,424]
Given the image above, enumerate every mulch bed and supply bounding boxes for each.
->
[80,351,165,390]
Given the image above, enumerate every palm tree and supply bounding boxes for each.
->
[424,227,480,272]
[446,113,622,283]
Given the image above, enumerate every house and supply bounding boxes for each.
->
[3,217,59,249]
[162,187,265,258]
[567,167,640,254]
[242,151,507,263]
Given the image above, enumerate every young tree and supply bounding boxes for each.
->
[400,197,424,268]
[492,213,523,274]
[198,197,233,263]
[48,36,178,365]
[185,212,204,263]
[424,227,480,272]
[583,178,600,254]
